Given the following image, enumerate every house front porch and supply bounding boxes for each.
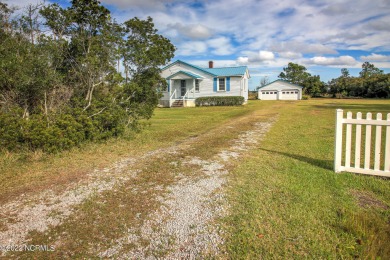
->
[160,71,202,107]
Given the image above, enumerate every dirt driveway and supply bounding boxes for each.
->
[0,110,276,258]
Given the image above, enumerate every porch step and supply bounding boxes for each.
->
[171,100,184,107]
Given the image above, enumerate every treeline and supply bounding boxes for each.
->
[0,0,175,152]
[276,62,390,98]
[327,63,390,98]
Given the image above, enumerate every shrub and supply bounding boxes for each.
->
[302,95,310,100]
[248,91,258,100]
[0,105,128,153]
[195,96,245,106]
[0,109,25,151]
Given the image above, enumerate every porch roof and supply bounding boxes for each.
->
[167,70,204,80]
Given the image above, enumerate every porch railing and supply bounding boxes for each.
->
[169,89,176,107]
[183,89,189,100]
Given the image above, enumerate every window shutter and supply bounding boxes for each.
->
[167,79,170,92]
[226,77,230,92]
[213,78,217,92]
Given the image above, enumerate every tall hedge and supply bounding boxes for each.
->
[195,96,245,106]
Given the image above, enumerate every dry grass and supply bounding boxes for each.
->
[224,99,390,259]
[0,105,252,204]
[2,101,279,258]
[2,99,389,259]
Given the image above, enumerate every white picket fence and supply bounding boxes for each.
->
[334,109,390,177]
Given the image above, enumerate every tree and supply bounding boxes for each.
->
[120,16,175,125]
[278,62,325,96]
[0,0,176,152]
[359,62,383,79]
[278,62,310,86]
[359,62,386,97]
[303,75,325,97]
[0,2,15,33]
[327,63,389,98]
[260,76,270,88]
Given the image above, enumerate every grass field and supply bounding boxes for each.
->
[1,99,389,258]
[225,99,390,259]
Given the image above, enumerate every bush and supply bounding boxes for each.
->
[302,95,310,100]
[0,105,129,153]
[248,91,258,100]
[0,109,25,151]
[195,96,245,106]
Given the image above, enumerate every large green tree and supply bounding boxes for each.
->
[278,62,310,86]
[0,0,175,152]
[278,62,325,96]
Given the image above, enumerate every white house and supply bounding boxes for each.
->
[258,80,303,100]
[159,60,250,107]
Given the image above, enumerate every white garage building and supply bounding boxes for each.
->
[258,80,303,100]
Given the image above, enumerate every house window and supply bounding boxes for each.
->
[195,79,200,92]
[266,92,269,94]
[218,78,225,91]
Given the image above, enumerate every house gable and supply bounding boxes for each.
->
[167,70,204,80]
[162,60,217,77]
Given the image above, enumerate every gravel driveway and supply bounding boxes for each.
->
[0,117,275,258]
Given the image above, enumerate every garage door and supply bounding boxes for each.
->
[280,90,299,100]
[261,90,278,100]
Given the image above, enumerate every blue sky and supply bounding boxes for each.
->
[8,0,390,90]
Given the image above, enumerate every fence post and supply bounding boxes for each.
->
[374,113,383,171]
[355,112,362,168]
[334,109,343,172]
[385,113,390,172]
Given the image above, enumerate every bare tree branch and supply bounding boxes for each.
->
[87,107,106,118]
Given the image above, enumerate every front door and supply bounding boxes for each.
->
[180,80,186,97]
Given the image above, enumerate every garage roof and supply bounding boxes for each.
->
[258,79,303,89]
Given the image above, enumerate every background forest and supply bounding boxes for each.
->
[261,61,390,98]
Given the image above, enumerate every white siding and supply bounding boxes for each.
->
[161,62,248,102]
[258,81,302,100]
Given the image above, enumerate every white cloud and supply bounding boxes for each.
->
[259,51,275,60]
[360,53,390,62]
[101,0,172,10]
[278,51,303,59]
[189,59,238,68]
[237,50,275,64]
[207,37,235,56]
[177,41,207,56]
[364,16,390,32]
[270,41,337,55]
[320,4,349,16]
[237,57,249,65]
[305,56,358,66]
[168,23,212,40]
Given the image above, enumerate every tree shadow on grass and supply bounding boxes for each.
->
[300,103,390,113]
[259,148,334,171]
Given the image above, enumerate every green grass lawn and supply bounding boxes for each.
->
[1,99,389,258]
[225,99,390,259]
[0,105,253,203]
